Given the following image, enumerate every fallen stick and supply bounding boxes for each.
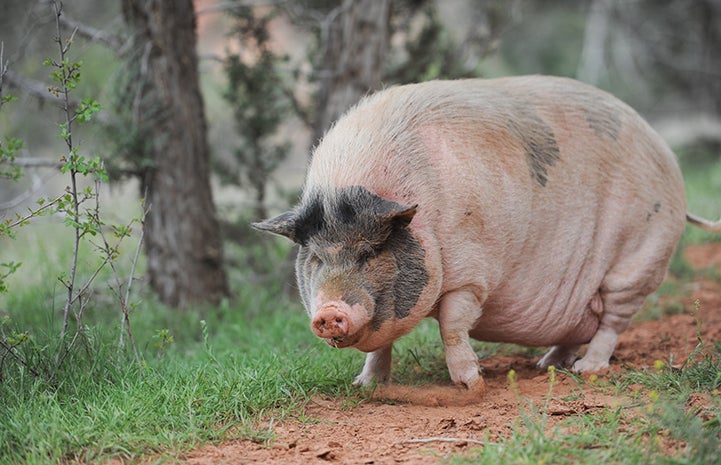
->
[397,437,488,446]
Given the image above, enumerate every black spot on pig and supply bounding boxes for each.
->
[294,186,429,329]
[508,109,560,187]
[585,109,621,141]
[646,201,662,222]
[293,194,326,245]
[389,228,428,318]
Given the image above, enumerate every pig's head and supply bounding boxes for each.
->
[253,186,432,352]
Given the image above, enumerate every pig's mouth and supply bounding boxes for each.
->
[325,333,361,349]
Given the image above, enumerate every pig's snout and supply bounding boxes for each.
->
[312,306,350,339]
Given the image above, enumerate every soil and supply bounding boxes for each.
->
[179,243,721,465]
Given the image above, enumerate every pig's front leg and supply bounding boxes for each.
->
[438,289,484,392]
[352,345,392,386]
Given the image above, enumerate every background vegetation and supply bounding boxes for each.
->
[0,0,720,463]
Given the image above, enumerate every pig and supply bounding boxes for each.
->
[253,75,721,391]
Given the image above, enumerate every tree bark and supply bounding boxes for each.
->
[312,0,391,143]
[121,0,228,309]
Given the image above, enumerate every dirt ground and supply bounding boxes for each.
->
[179,243,721,465]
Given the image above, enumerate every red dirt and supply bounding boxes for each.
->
[176,243,721,465]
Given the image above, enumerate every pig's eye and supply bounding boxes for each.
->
[358,252,371,266]
[357,245,376,266]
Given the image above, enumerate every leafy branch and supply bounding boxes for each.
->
[1,0,146,383]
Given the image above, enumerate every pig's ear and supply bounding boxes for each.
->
[251,211,299,242]
[383,203,418,229]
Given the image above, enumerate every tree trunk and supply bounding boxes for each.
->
[577,0,610,85]
[121,0,228,309]
[312,0,391,143]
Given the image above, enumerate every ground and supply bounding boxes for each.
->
[181,243,721,465]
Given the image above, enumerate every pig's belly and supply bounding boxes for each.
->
[467,293,601,347]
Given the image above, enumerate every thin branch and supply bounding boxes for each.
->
[0,339,42,379]
[4,156,63,169]
[55,10,124,52]
[91,185,147,369]
[196,0,285,16]
[3,69,111,125]
[1,153,139,178]
[396,437,489,447]
[0,170,58,211]
[0,42,8,104]
[51,0,81,368]
[2,193,65,229]
[3,68,75,108]
[117,200,149,368]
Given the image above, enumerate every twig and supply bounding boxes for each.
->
[50,0,82,370]
[55,9,124,51]
[0,339,42,380]
[396,437,488,446]
[4,66,78,105]
[116,197,149,368]
[0,42,8,106]
[0,170,58,211]
[2,193,65,228]
[3,69,109,125]
[196,0,284,16]
[1,156,63,169]
[1,153,139,177]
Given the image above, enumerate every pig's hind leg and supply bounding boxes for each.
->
[573,251,668,373]
[353,345,393,386]
[437,289,485,392]
[538,292,602,369]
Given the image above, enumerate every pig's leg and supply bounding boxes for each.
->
[438,289,484,391]
[537,344,580,369]
[353,345,392,386]
[572,292,647,373]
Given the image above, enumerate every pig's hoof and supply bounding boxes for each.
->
[352,372,388,387]
[463,376,486,396]
[572,357,609,373]
[537,345,578,369]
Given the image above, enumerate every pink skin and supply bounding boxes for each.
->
[311,298,372,349]
[294,77,721,389]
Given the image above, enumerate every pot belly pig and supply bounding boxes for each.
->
[253,75,721,391]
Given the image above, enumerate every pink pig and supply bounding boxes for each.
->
[254,76,721,392]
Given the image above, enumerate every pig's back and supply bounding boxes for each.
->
[307,76,687,346]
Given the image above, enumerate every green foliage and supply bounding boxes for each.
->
[0,0,144,388]
[75,97,102,124]
[0,136,23,180]
[219,6,293,219]
[386,2,480,83]
[0,262,21,294]
[152,328,174,356]
[498,3,586,78]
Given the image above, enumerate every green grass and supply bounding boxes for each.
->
[678,144,721,244]
[3,263,719,464]
[0,291,365,464]
[444,397,720,465]
[444,339,721,465]
[1,146,719,464]
[0,223,365,463]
